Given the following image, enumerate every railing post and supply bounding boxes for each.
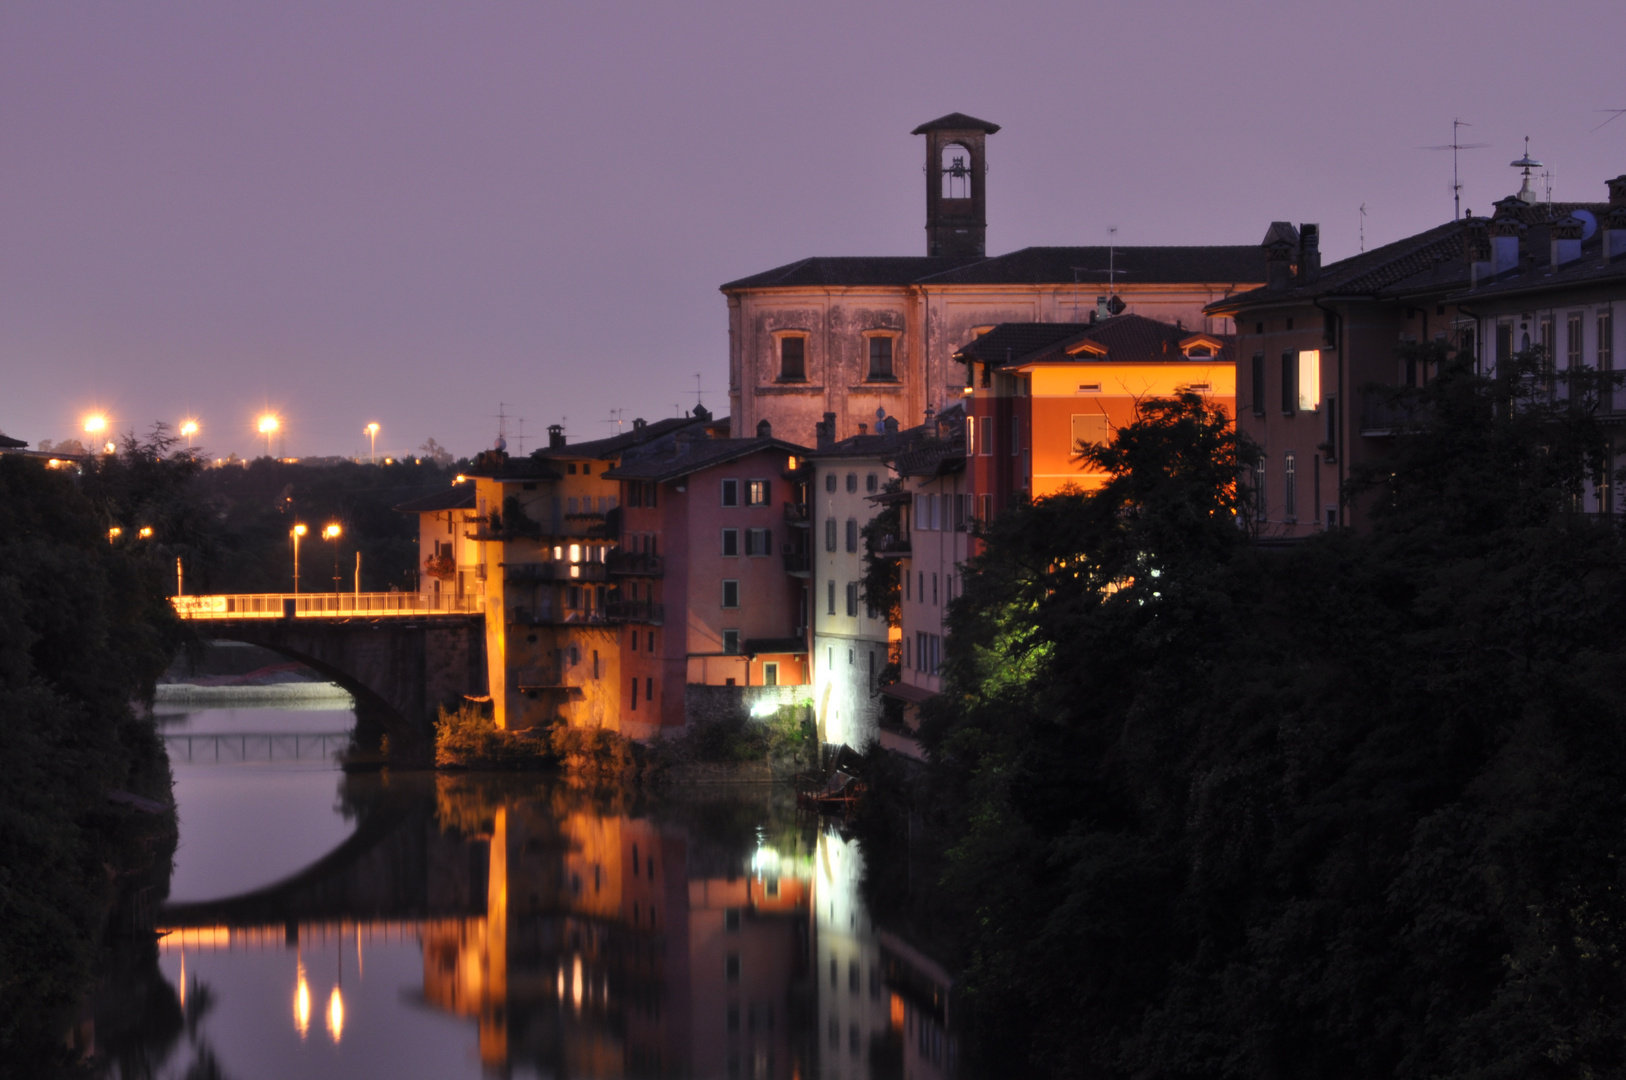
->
[282,597,296,621]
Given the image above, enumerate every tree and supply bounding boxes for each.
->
[419,438,454,468]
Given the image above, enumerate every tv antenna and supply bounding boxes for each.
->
[495,403,509,452]
[1592,108,1626,132]
[604,408,626,435]
[1421,119,1487,221]
[1359,203,1368,252]
[694,373,705,412]
[1071,228,1132,318]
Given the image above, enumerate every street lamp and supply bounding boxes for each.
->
[291,524,307,593]
[180,419,199,451]
[258,414,280,459]
[323,524,343,592]
[365,423,380,464]
[84,413,107,436]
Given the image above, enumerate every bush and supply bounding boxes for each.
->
[433,703,548,769]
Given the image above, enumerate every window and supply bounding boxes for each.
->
[1496,323,1513,373]
[723,630,740,655]
[1284,451,1297,523]
[592,650,599,678]
[846,582,858,617]
[868,336,894,379]
[1071,414,1110,457]
[725,907,741,932]
[1297,350,1320,411]
[722,580,739,608]
[1568,313,1584,374]
[646,676,652,701]
[631,677,638,710]
[726,954,741,983]
[825,472,837,493]
[978,416,993,455]
[825,517,837,551]
[763,662,779,687]
[978,493,993,522]
[721,528,739,556]
[746,528,771,556]
[1251,352,1266,417]
[966,417,976,456]
[779,336,806,381]
[747,479,770,506]
[845,518,858,552]
[846,472,857,493]
[827,580,837,615]
[1254,459,1267,522]
[866,473,878,493]
[721,479,739,507]
[648,630,655,651]
[1600,312,1615,411]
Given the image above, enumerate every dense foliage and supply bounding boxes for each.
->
[0,445,190,1070]
[921,349,1626,1079]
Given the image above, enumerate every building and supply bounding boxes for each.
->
[807,420,898,748]
[721,113,1266,449]
[606,429,815,732]
[876,408,970,751]
[1207,170,1621,537]
[956,315,1236,512]
[395,483,480,599]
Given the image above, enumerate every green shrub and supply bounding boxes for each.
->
[434,703,546,769]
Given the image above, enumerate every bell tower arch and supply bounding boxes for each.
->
[912,112,1000,257]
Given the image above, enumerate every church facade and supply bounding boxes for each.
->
[721,113,1269,445]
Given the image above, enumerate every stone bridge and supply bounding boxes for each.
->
[174,593,487,753]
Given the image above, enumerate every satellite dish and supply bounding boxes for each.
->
[494,437,507,452]
[1574,209,1598,240]
[875,407,886,421]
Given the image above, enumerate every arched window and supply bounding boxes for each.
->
[941,144,972,200]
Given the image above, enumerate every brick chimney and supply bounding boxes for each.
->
[1550,214,1585,269]
[1489,198,1526,275]
[1463,215,1493,287]
[1297,223,1321,282]
[548,424,565,449]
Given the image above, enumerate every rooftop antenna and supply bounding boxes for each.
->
[496,403,509,452]
[1510,136,1543,203]
[1421,119,1487,221]
[514,415,526,456]
[1591,108,1626,132]
[1359,203,1368,252]
[1540,167,1556,204]
[1071,228,1133,318]
[694,373,705,412]
[604,408,626,435]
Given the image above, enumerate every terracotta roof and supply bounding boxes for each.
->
[394,486,477,514]
[721,245,1266,293]
[530,415,711,462]
[603,436,811,483]
[911,112,1001,135]
[958,315,1232,368]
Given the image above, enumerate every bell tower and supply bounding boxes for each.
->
[913,112,1000,257]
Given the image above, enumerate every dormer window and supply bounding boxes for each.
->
[777,334,807,382]
[1178,333,1224,360]
[1186,345,1213,358]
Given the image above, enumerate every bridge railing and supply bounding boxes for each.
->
[172,592,484,620]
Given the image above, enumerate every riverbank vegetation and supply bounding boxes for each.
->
[911,346,1626,1079]
[0,444,191,1072]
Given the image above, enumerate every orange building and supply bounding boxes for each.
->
[957,315,1236,512]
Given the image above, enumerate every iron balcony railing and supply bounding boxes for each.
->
[783,501,811,526]
[501,561,608,583]
[171,592,483,620]
[604,600,665,624]
[606,551,665,576]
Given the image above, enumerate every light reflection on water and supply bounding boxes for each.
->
[114,704,956,1079]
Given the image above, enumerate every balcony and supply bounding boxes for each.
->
[783,501,811,526]
[501,561,608,583]
[517,665,569,691]
[782,548,811,577]
[607,551,665,576]
[875,534,911,558]
[605,600,664,624]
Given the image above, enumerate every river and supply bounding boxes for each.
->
[89,696,958,1080]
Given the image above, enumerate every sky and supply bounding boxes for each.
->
[3,0,1623,459]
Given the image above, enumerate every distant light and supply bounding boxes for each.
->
[292,524,308,537]
[323,523,342,539]
[365,422,379,436]
[108,527,122,541]
[83,413,107,434]
[326,986,344,1042]
[257,414,279,435]
[138,526,153,538]
[103,441,116,454]
[454,474,466,484]
[179,420,199,438]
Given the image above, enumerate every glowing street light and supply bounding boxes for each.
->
[138,526,154,539]
[323,523,343,592]
[291,523,307,593]
[365,422,380,464]
[179,419,199,450]
[83,413,107,435]
[258,413,280,458]
[107,527,122,542]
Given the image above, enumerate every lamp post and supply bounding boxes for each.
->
[291,524,307,593]
[258,414,280,459]
[324,523,342,592]
[365,423,380,464]
[180,419,199,452]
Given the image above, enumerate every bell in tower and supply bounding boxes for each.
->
[912,112,1000,257]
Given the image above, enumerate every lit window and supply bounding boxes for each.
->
[1297,350,1321,411]
[746,479,770,506]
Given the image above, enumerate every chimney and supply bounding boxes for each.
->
[548,424,565,449]
[1095,295,1109,320]
[883,416,900,437]
[1262,222,1299,289]
[1489,199,1526,275]
[815,412,836,451]
[1550,214,1585,269]
[756,419,772,437]
[857,423,868,435]
[1604,177,1626,261]
[632,417,646,432]
[673,432,693,457]
[1298,223,1321,282]
[1463,215,1492,287]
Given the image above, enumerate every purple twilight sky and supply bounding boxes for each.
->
[3,0,1622,459]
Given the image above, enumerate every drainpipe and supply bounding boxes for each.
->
[1313,297,1344,526]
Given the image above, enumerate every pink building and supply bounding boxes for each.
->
[607,432,814,730]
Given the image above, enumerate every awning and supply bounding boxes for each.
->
[880,682,937,705]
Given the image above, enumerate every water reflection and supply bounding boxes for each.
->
[98,711,958,1078]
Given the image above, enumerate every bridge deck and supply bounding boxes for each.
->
[173,592,482,620]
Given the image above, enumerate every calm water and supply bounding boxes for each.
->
[93,702,956,1079]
